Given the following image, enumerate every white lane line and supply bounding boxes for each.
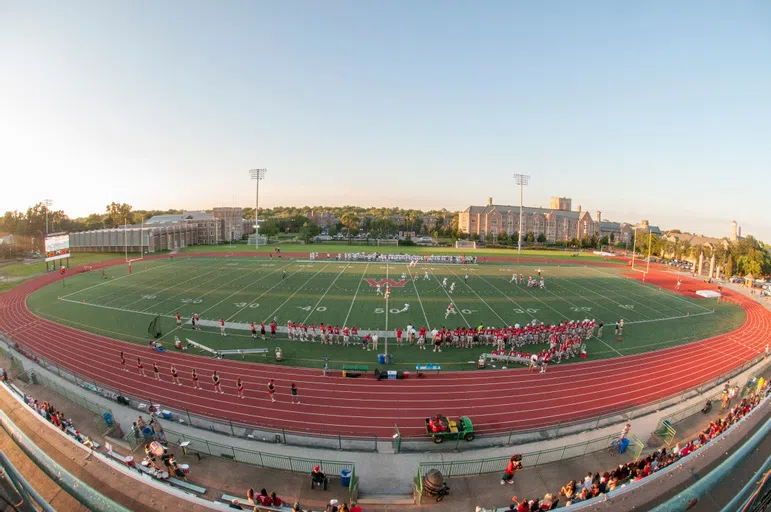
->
[60,260,176,299]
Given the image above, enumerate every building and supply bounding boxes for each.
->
[213,207,244,241]
[307,210,339,229]
[144,211,224,244]
[549,197,572,211]
[70,223,199,253]
[458,197,596,243]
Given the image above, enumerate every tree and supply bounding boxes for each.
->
[340,211,360,241]
[497,231,509,244]
[537,233,547,244]
[600,235,609,247]
[106,202,134,227]
[260,218,281,237]
[525,231,535,243]
[609,232,615,243]
[725,254,734,277]
[299,222,320,243]
[590,233,599,248]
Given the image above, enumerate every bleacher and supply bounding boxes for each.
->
[481,353,530,366]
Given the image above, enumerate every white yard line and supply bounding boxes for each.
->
[595,336,624,357]
[472,272,541,322]
[566,267,672,318]
[60,260,176,299]
[428,267,470,327]
[59,298,169,318]
[261,263,333,323]
[126,264,229,311]
[343,263,369,327]
[541,273,635,322]
[302,263,350,324]
[445,266,508,325]
[625,311,714,325]
[584,266,713,312]
[225,263,296,322]
[406,265,431,330]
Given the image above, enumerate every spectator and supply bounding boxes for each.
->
[560,480,576,499]
[246,488,255,505]
[229,499,244,510]
[349,502,362,512]
[327,499,339,512]
[269,491,282,507]
[256,488,271,506]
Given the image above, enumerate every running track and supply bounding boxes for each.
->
[1,253,768,439]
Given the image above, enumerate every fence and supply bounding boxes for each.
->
[1,335,379,452]
[3,332,770,455]
[125,426,358,503]
[396,352,771,452]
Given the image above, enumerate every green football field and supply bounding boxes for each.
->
[26,256,745,371]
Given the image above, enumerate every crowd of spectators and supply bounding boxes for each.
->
[19,390,97,457]
[489,379,769,510]
[227,488,362,512]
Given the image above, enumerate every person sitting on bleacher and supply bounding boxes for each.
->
[311,465,327,489]
[255,488,272,506]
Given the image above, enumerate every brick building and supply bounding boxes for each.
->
[213,207,244,241]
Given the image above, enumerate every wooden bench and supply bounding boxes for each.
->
[415,364,441,374]
[342,365,368,376]
[216,348,269,359]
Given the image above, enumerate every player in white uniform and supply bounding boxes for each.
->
[442,277,448,288]
[376,284,383,295]
[445,303,454,319]
[449,282,456,293]
[401,303,410,313]
[424,271,430,280]
[511,272,517,283]
[539,278,545,289]
[401,272,407,280]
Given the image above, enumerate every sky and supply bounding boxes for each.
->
[1,1,770,241]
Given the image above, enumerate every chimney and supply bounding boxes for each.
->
[487,197,493,206]
[738,226,741,238]
[577,205,582,213]
[596,210,601,224]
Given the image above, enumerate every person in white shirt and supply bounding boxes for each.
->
[442,277,448,288]
[424,271,430,280]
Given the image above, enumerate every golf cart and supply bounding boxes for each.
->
[425,414,475,443]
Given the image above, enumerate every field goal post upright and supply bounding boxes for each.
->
[125,217,145,274]
[630,227,652,276]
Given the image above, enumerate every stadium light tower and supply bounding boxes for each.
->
[43,199,53,236]
[249,169,267,248]
[513,174,530,254]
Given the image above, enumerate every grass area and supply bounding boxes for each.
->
[0,252,139,293]
[181,242,622,262]
[26,256,745,371]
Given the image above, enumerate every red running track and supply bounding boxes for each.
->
[1,254,769,439]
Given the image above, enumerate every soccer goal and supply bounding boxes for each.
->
[455,240,477,249]
[125,220,145,268]
[368,239,399,247]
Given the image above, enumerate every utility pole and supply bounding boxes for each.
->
[513,175,530,254]
[249,169,267,248]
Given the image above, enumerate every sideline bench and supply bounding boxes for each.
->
[415,364,441,374]
[481,353,530,366]
[216,348,269,360]
[185,339,217,355]
[342,365,368,376]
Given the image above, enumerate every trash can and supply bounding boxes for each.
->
[29,371,38,385]
[160,410,172,420]
[103,412,114,428]
[377,354,386,364]
[141,427,154,441]
[340,469,352,487]
[618,437,630,454]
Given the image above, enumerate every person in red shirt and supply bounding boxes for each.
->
[119,351,127,371]
[170,365,181,386]
[333,325,341,344]
[396,327,403,346]
[255,489,271,506]
[267,380,276,402]
[349,502,362,512]
[269,321,276,339]
[137,357,146,377]
[219,319,226,337]
[250,322,257,339]
[237,378,244,399]
[351,326,359,342]
[175,313,182,326]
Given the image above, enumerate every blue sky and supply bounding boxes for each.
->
[1,1,769,241]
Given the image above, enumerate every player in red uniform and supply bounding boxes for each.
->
[250,322,258,339]
[192,368,202,389]
[267,379,276,402]
[333,325,341,344]
[153,362,161,381]
[269,321,277,339]
[175,313,182,326]
[396,327,403,346]
[137,357,146,377]
[119,351,127,371]
[170,364,181,385]
[212,371,224,394]
[351,326,359,342]
[219,319,226,337]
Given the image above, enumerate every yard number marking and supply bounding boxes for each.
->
[570,306,592,312]
[234,302,260,309]
[513,308,539,314]
[181,298,203,304]
[141,294,157,300]
[298,306,327,312]
[619,304,635,310]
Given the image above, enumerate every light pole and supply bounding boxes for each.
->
[513,174,530,254]
[249,169,267,249]
[43,199,52,238]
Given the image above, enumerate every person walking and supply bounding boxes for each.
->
[500,454,522,485]
[267,379,276,402]
[291,383,300,404]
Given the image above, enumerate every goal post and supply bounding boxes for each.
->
[630,228,652,275]
[367,239,399,247]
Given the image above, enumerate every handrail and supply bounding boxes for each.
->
[0,449,56,512]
